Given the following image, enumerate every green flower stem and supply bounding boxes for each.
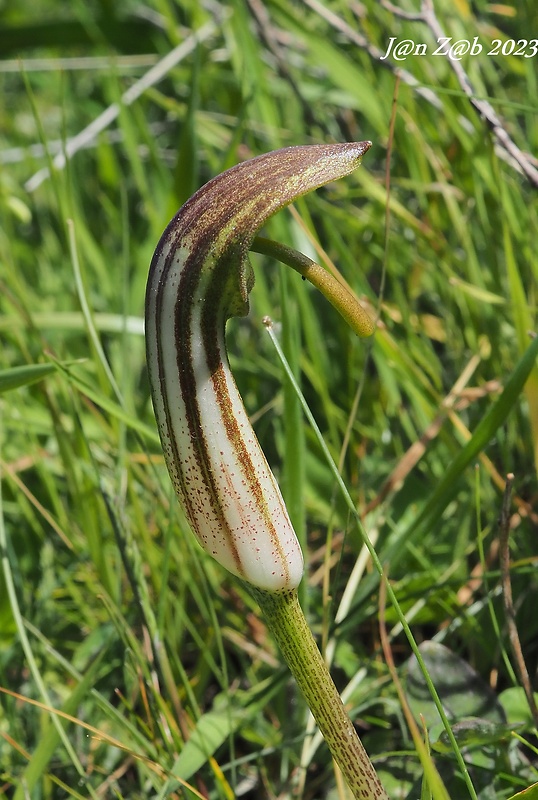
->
[249,585,388,800]
[251,236,374,338]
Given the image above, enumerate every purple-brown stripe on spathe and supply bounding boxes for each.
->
[172,143,370,247]
[175,242,252,573]
[150,246,197,526]
[203,245,291,515]
[146,142,371,583]
[154,143,371,310]
[201,250,292,583]
[151,232,247,572]
[148,239,208,536]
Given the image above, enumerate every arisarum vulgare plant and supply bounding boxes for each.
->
[146,142,388,799]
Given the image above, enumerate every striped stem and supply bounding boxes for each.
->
[251,587,388,800]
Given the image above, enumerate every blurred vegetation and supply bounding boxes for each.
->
[0,0,537,798]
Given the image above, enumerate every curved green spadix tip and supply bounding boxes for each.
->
[146,143,371,591]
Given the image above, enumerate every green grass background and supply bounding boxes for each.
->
[0,0,537,798]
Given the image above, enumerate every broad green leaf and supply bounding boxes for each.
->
[406,642,506,728]
[499,686,538,726]
[431,718,523,753]
[507,784,538,800]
